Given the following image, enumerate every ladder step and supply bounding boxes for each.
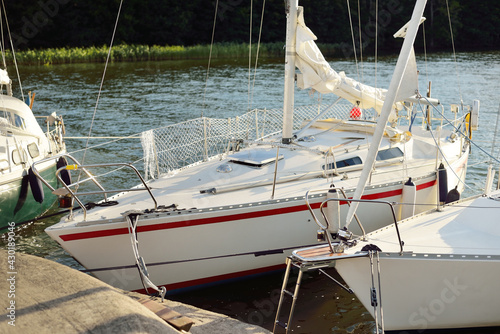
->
[283,289,294,297]
[275,320,288,329]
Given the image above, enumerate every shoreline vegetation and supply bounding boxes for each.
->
[7,42,496,66]
[8,42,341,66]
[4,1,498,66]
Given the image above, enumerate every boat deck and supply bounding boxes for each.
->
[332,190,500,257]
[52,122,461,228]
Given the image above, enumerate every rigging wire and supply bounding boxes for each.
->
[421,96,500,165]
[1,0,23,100]
[79,0,123,185]
[346,0,360,81]
[490,104,500,162]
[357,0,364,85]
[0,5,4,119]
[347,0,372,161]
[249,0,266,111]
[422,22,429,89]
[415,99,471,192]
[374,0,378,109]
[495,103,500,189]
[203,0,219,118]
[445,0,462,103]
[0,3,6,69]
[247,0,253,112]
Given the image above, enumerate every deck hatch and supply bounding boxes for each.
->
[322,156,362,170]
[229,149,283,167]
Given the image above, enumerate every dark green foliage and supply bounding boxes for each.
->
[2,0,499,56]
[6,43,291,65]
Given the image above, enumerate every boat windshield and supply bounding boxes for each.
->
[0,110,26,130]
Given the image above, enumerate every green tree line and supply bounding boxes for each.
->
[3,0,499,57]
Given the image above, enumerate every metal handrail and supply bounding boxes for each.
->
[319,197,404,254]
[304,187,366,253]
[55,162,157,221]
[31,153,106,194]
[32,153,158,221]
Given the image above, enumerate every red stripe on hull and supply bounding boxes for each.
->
[60,203,314,241]
[60,180,437,242]
[416,180,436,191]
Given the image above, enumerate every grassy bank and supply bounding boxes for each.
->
[7,42,342,66]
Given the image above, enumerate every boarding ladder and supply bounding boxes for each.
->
[273,190,403,333]
[273,187,360,333]
[273,245,354,333]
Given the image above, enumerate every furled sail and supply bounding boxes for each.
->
[0,69,10,86]
[344,0,428,229]
[294,7,420,114]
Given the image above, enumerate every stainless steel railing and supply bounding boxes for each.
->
[32,153,157,221]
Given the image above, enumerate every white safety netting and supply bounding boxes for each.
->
[141,103,369,179]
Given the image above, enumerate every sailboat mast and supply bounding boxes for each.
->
[282,0,298,144]
[345,0,428,228]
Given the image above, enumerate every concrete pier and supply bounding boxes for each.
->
[0,250,270,333]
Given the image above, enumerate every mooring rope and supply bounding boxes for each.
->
[126,214,167,301]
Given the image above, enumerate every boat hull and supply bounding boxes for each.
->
[335,253,500,331]
[0,161,60,230]
[47,172,455,293]
[44,109,470,294]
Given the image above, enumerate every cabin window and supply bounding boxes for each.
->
[28,143,40,158]
[376,147,404,161]
[14,114,26,129]
[0,114,10,126]
[12,149,27,165]
[0,159,8,171]
[322,157,362,170]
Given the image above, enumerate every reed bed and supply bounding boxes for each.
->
[7,42,341,65]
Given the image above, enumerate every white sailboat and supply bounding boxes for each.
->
[288,179,500,331]
[335,188,500,331]
[44,0,472,294]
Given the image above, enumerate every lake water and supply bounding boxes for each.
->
[3,51,500,333]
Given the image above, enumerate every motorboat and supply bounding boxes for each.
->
[0,69,66,230]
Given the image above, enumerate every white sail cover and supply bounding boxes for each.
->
[0,69,10,86]
[294,7,417,114]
